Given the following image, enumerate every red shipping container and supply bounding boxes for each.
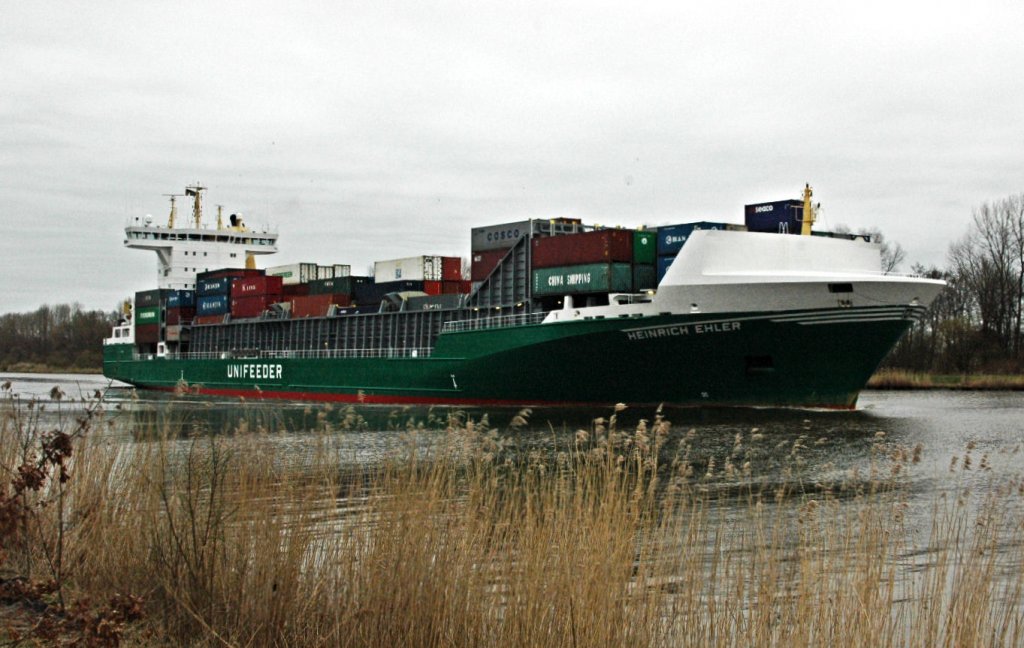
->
[193,314,226,325]
[441,280,462,295]
[441,257,462,281]
[198,267,264,281]
[471,249,507,281]
[231,295,269,318]
[531,229,634,269]
[283,283,311,297]
[291,294,348,318]
[135,323,160,344]
[423,280,443,296]
[460,280,472,293]
[164,307,196,326]
[327,293,352,307]
[232,275,284,297]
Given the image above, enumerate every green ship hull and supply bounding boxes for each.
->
[104,305,918,409]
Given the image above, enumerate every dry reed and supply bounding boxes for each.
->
[869,369,1024,390]
[1,393,1022,647]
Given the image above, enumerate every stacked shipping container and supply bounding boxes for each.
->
[743,200,804,234]
[230,275,283,319]
[266,263,351,285]
[470,218,581,283]
[133,210,789,342]
[655,222,741,284]
[373,255,462,283]
[527,228,659,297]
[134,289,171,347]
[165,290,196,326]
[632,231,656,291]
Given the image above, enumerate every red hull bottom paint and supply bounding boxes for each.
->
[144,384,857,411]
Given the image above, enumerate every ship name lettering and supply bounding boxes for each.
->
[227,363,283,380]
[626,321,740,341]
[694,322,741,334]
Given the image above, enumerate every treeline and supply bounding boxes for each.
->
[0,304,118,371]
[885,193,1024,374]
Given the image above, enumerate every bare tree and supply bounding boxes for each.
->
[946,196,1023,364]
[829,224,906,273]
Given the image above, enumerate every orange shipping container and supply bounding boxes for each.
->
[291,294,351,318]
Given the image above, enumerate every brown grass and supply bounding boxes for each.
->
[869,369,1024,390]
[2,395,1023,647]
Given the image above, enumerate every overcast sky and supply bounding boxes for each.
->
[3,0,1023,314]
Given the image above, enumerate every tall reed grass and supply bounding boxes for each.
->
[869,368,1024,390]
[1,393,1022,647]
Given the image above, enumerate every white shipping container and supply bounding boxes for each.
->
[315,264,351,279]
[374,256,443,283]
[266,263,317,285]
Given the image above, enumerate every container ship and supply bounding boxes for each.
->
[103,184,945,409]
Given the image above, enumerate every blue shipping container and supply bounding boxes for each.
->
[166,290,195,308]
[656,255,676,285]
[197,294,229,315]
[656,222,729,256]
[744,200,804,234]
[197,277,232,297]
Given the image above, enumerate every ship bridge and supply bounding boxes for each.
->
[125,185,278,290]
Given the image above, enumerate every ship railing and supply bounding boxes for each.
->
[152,347,434,361]
[441,311,548,334]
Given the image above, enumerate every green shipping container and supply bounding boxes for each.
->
[532,263,633,296]
[633,230,656,264]
[633,264,657,291]
[135,306,161,326]
[309,276,368,295]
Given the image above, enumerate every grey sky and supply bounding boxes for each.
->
[3,0,1023,314]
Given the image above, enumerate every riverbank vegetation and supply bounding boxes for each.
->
[0,304,116,373]
[868,369,1024,390]
[0,393,1021,646]
[883,192,1024,376]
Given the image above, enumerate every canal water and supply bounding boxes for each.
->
[3,371,1021,500]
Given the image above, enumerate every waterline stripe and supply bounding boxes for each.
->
[623,305,923,334]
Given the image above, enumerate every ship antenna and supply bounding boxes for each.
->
[216,204,224,230]
[162,193,183,228]
[800,183,816,236]
[185,183,206,228]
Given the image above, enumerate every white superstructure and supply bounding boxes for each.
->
[545,229,944,323]
[124,185,278,290]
